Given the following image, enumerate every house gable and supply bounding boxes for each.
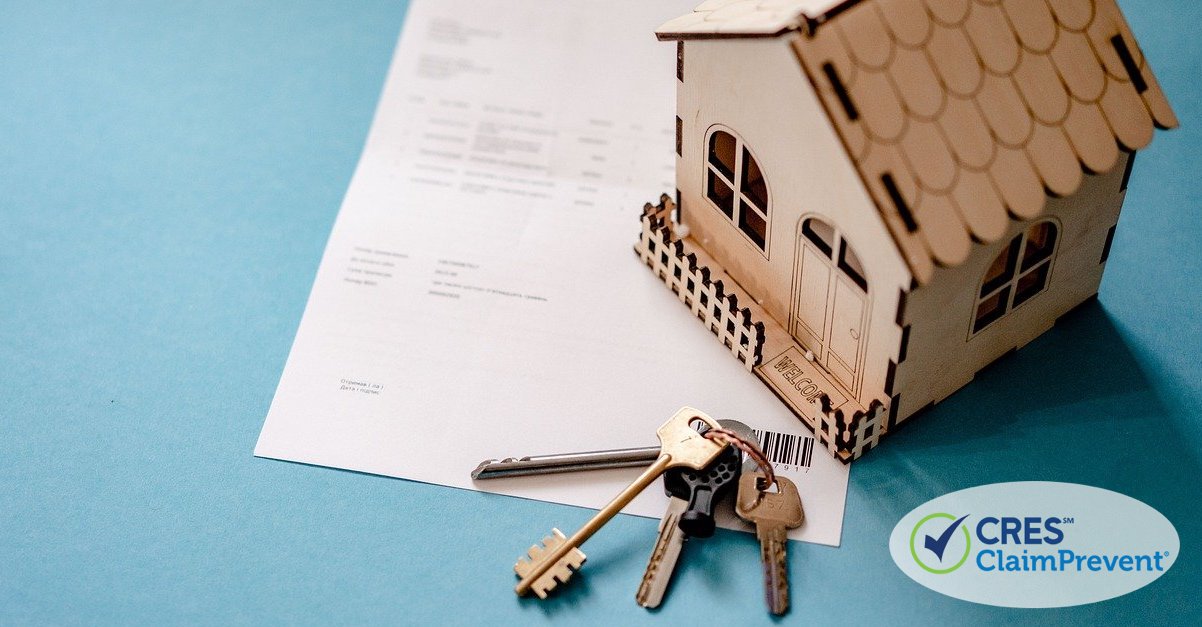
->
[673,35,911,408]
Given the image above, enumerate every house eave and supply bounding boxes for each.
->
[655,27,798,42]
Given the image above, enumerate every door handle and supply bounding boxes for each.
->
[849,328,859,340]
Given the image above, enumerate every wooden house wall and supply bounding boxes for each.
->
[675,36,911,409]
[892,154,1131,423]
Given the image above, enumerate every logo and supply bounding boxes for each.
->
[910,513,971,574]
[889,482,1178,608]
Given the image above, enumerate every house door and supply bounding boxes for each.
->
[791,217,869,394]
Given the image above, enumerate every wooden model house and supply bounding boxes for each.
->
[636,0,1176,462]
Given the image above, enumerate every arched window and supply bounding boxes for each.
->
[705,128,769,251]
[973,221,1058,334]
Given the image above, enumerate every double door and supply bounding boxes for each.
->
[791,217,868,395]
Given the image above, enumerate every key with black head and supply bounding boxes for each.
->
[635,428,743,608]
[667,442,742,538]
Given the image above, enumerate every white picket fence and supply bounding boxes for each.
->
[634,195,765,371]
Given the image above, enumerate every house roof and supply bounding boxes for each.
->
[656,1,843,40]
[660,0,1178,284]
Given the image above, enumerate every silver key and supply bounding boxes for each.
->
[635,496,688,608]
[472,445,659,480]
[735,471,804,616]
[637,428,746,608]
[472,419,754,480]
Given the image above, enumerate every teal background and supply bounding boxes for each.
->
[1,0,1198,623]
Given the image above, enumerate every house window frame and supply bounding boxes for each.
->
[703,125,771,257]
[970,219,1060,337]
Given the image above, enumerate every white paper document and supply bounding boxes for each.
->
[256,0,850,545]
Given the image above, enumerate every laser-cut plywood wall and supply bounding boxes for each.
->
[646,0,1176,459]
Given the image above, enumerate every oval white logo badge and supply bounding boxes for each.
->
[889,482,1178,608]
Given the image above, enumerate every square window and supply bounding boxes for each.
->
[1013,263,1050,307]
[707,170,734,218]
[739,200,767,248]
[974,287,1011,333]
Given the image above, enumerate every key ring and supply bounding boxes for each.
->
[703,427,776,492]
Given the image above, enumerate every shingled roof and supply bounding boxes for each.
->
[658,0,1178,284]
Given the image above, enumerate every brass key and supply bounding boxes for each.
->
[513,407,729,598]
[735,471,805,615]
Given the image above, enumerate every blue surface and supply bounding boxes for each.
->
[1,1,1199,624]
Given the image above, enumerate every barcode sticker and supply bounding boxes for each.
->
[751,429,814,470]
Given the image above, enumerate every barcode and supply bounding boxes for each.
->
[751,429,814,469]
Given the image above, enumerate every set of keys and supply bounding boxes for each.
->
[472,407,805,615]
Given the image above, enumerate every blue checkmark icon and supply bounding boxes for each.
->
[924,514,970,562]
